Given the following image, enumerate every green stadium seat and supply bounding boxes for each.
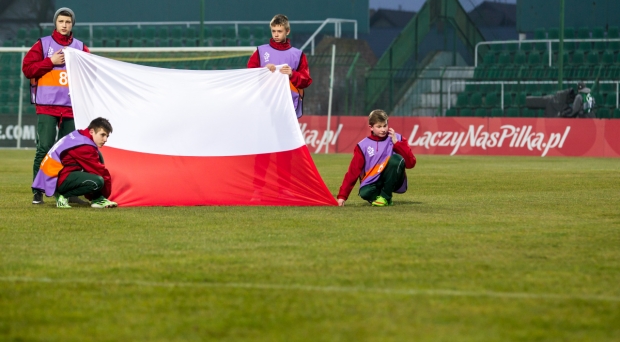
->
[131,27,143,41]
[253,27,264,41]
[602,50,614,64]
[2,40,13,47]
[513,51,526,64]
[597,108,609,118]
[14,39,26,47]
[506,42,518,53]
[608,26,620,52]
[605,93,617,108]
[185,27,196,40]
[445,108,457,117]
[484,92,499,108]
[25,105,36,115]
[475,108,487,117]
[525,82,538,94]
[144,39,156,47]
[93,27,103,40]
[614,108,620,118]
[456,93,469,108]
[27,28,40,41]
[118,40,129,47]
[534,28,546,51]
[157,26,169,40]
[528,51,542,65]
[225,27,236,40]
[459,108,473,117]
[144,27,156,40]
[498,52,511,64]
[503,92,514,107]
[516,92,527,107]
[491,108,503,117]
[171,27,183,40]
[490,43,503,53]
[171,39,183,47]
[593,27,606,50]
[239,38,252,46]
[105,27,117,42]
[482,52,496,65]
[225,38,237,46]
[200,27,210,46]
[577,27,591,50]
[239,26,251,40]
[92,39,104,47]
[571,50,585,64]
[576,65,591,79]
[469,92,482,108]
[211,37,223,47]
[520,41,533,52]
[506,108,519,117]
[185,38,197,47]
[211,26,223,44]
[548,27,559,51]
[17,28,27,40]
[119,27,130,40]
[522,108,536,117]
[563,27,575,51]
[586,51,600,65]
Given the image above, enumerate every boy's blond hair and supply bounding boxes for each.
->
[368,109,388,126]
[270,14,290,31]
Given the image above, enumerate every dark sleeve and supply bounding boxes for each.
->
[337,145,365,200]
[22,40,55,79]
[68,145,112,198]
[246,49,260,68]
[290,52,312,89]
[393,137,416,169]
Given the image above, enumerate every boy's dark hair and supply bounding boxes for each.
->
[368,109,388,126]
[57,11,73,20]
[88,117,113,134]
[270,14,290,31]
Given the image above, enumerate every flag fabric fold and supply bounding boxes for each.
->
[64,48,336,206]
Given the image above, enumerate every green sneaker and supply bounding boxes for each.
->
[56,194,72,209]
[91,196,118,209]
[371,196,393,207]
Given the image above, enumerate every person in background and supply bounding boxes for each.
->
[22,7,90,204]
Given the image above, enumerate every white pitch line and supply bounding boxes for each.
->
[1,276,619,303]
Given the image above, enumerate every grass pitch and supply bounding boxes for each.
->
[1,149,619,341]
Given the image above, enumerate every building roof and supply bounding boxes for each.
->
[369,8,416,29]
[468,1,516,27]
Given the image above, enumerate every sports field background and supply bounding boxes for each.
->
[1,149,619,341]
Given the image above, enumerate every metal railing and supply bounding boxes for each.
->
[475,39,620,67]
[447,80,620,110]
[40,18,358,55]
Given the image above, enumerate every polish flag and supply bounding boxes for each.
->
[64,48,337,206]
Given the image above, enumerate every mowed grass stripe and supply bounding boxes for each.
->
[2,276,620,303]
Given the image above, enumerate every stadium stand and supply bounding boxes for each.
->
[449,26,620,118]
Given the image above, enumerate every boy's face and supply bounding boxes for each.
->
[271,25,290,43]
[55,15,73,36]
[370,121,388,138]
[90,128,109,148]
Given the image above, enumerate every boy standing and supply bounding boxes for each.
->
[32,117,117,209]
[247,14,312,118]
[337,110,417,207]
[246,14,312,200]
[22,7,90,204]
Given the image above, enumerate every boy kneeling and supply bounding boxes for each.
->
[32,117,117,209]
[337,110,416,207]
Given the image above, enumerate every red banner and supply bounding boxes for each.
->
[299,116,620,157]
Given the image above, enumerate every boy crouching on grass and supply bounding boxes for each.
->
[337,110,417,207]
[32,117,118,209]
